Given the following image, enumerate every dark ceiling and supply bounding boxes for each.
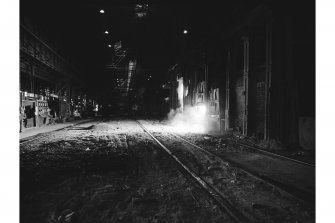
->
[20,0,271,93]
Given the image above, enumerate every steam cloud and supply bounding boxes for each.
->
[165,77,208,133]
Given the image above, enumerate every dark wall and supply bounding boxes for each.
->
[221,1,315,146]
[270,2,315,145]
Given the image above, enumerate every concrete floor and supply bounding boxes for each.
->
[20,119,94,140]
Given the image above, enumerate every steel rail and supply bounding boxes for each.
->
[168,130,314,204]
[233,142,315,167]
[145,121,314,167]
[142,120,314,204]
[136,120,251,223]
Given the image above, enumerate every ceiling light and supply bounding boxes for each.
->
[99,9,105,14]
[108,44,112,48]
[183,30,188,34]
[105,30,109,34]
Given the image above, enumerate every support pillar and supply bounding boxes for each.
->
[264,12,273,140]
[242,36,250,135]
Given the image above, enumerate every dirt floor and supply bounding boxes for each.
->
[20,118,315,223]
[20,119,231,223]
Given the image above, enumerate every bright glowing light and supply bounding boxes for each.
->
[104,30,109,34]
[183,30,188,34]
[165,106,208,134]
[100,9,105,14]
[166,76,208,134]
[108,44,112,48]
[196,104,207,117]
[177,77,183,111]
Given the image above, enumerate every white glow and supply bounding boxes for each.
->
[166,76,208,134]
[196,104,207,117]
[166,106,207,134]
[108,44,112,48]
[183,30,188,34]
[177,77,183,111]
[105,30,109,34]
[100,9,105,14]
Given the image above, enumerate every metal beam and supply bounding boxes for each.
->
[20,24,78,75]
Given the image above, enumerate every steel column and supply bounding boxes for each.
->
[264,12,273,140]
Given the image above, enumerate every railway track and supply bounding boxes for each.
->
[19,118,314,222]
[171,132,314,203]
[141,120,314,205]
[233,142,315,167]
[136,120,252,223]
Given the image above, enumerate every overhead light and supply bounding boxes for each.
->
[99,9,105,14]
[135,4,148,18]
[104,30,109,34]
[183,30,188,34]
[108,44,112,48]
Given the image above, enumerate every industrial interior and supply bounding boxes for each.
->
[20,1,315,222]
